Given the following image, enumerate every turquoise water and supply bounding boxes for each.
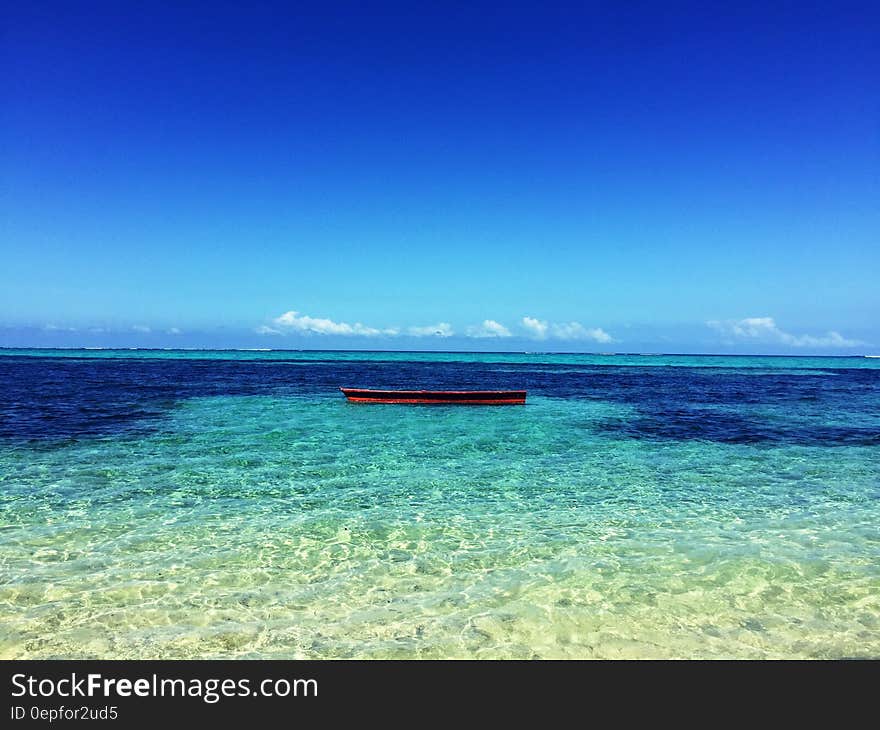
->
[1,351,878,658]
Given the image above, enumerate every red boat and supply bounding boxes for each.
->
[340,387,526,405]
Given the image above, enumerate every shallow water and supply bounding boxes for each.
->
[1,351,878,658]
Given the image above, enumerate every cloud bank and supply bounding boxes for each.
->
[466,320,512,338]
[707,317,863,348]
[521,317,549,339]
[521,317,614,343]
[407,322,455,337]
[263,310,398,337]
[258,310,614,343]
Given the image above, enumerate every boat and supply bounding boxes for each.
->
[340,387,526,405]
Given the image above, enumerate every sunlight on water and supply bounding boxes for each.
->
[1,354,879,658]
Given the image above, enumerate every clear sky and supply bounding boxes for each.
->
[2,1,878,353]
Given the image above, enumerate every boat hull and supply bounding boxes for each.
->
[340,388,526,405]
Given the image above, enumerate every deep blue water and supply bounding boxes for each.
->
[2,353,879,446]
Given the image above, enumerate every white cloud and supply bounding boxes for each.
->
[43,324,77,332]
[264,310,396,337]
[132,325,151,333]
[408,322,454,337]
[551,322,613,343]
[708,317,863,348]
[258,310,614,342]
[521,316,613,343]
[466,319,512,338]
[521,317,549,339]
[167,327,182,335]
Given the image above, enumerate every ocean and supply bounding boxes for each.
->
[1,350,878,658]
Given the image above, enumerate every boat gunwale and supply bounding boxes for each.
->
[339,387,527,404]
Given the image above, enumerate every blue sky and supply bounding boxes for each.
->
[2,1,878,353]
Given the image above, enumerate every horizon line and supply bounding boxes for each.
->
[0,347,875,359]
